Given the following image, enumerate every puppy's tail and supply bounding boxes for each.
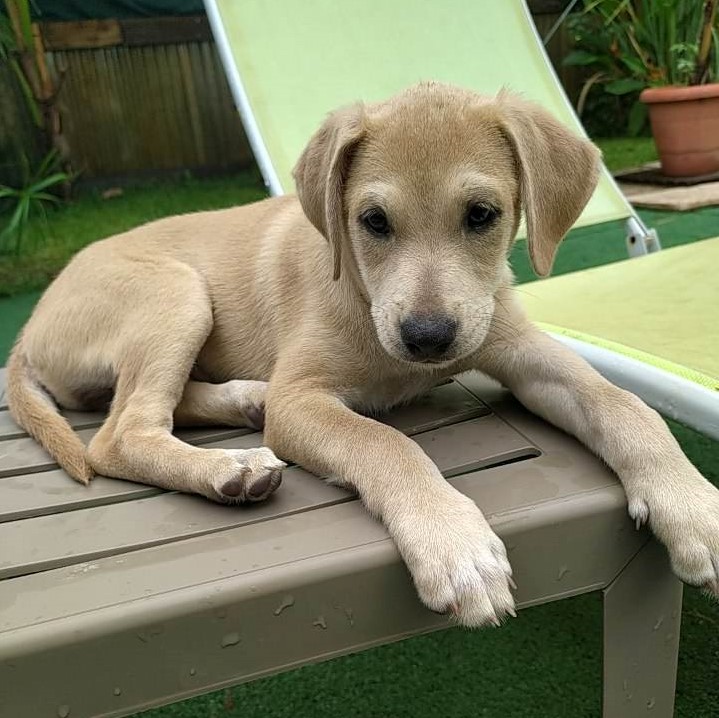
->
[6,338,94,484]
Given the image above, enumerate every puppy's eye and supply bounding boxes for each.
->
[361,208,391,237]
[466,204,498,232]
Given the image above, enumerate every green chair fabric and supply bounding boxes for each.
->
[204,0,632,230]
[521,237,719,438]
[522,237,719,390]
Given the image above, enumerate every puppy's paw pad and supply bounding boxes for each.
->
[243,403,265,431]
[219,469,250,498]
[215,448,285,503]
[247,468,282,499]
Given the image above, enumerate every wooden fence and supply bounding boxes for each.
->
[45,17,254,179]
[1,16,254,185]
[0,3,581,186]
[0,61,44,185]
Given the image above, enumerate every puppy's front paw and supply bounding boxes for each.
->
[392,495,516,628]
[628,472,719,595]
[214,447,285,504]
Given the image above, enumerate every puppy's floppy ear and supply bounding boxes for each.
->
[497,92,601,277]
[293,104,366,281]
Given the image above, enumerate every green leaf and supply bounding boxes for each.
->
[9,58,41,127]
[619,56,646,76]
[28,172,68,194]
[29,191,59,208]
[563,50,603,66]
[627,100,649,136]
[31,191,61,203]
[13,0,34,51]
[15,195,31,254]
[0,200,25,242]
[34,149,61,180]
[604,78,646,95]
[0,186,21,199]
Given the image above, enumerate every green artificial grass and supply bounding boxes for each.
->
[595,137,658,173]
[0,171,267,297]
[0,290,41,360]
[0,146,717,717]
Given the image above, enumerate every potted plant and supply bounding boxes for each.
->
[565,0,719,177]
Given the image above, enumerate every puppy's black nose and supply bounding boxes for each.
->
[400,314,457,360]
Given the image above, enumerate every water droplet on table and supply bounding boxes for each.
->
[274,594,295,616]
[221,632,241,648]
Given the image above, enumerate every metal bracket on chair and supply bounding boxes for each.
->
[626,216,661,257]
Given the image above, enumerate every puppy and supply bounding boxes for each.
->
[8,83,719,627]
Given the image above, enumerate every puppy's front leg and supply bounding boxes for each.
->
[264,381,516,627]
[479,323,719,595]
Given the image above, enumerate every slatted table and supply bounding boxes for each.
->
[0,369,682,718]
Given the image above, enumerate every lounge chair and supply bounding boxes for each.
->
[0,2,696,716]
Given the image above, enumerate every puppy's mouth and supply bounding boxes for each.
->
[400,349,457,365]
[383,338,461,366]
[384,327,489,366]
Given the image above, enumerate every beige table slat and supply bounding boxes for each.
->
[0,382,487,478]
[0,379,485,441]
[210,413,532,476]
[0,470,163,524]
[0,487,652,718]
[0,414,536,578]
[0,465,635,718]
[0,466,350,580]
[0,375,645,718]
[0,408,24,441]
[0,468,629,634]
[413,415,538,476]
[0,422,624,633]
[0,433,270,526]
[0,382,489,522]
[0,410,18,439]
[378,380,489,433]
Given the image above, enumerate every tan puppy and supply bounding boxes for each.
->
[8,83,719,627]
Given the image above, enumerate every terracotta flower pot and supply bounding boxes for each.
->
[640,83,719,177]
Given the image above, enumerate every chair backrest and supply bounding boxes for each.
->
[205,0,632,230]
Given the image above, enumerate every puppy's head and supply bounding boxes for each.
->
[293,82,600,365]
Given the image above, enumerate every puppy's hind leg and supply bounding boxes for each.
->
[87,267,283,504]
[174,380,267,430]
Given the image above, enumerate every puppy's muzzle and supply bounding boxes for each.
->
[400,314,457,361]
